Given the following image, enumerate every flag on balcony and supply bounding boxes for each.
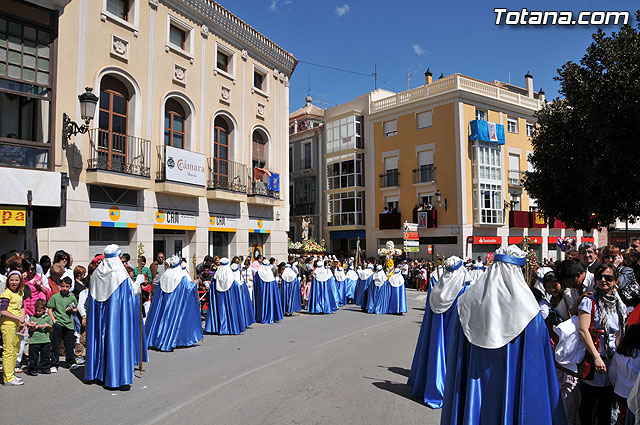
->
[469,120,505,145]
[253,167,272,181]
[268,173,280,192]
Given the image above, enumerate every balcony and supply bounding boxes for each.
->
[508,169,524,186]
[207,159,247,194]
[0,137,51,170]
[289,118,323,135]
[509,210,530,228]
[414,209,437,228]
[379,170,399,188]
[379,212,401,230]
[249,167,280,200]
[87,129,151,178]
[413,164,435,183]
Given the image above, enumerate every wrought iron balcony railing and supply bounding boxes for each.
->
[87,128,151,178]
[412,164,435,183]
[249,167,280,199]
[379,169,399,188]
[207,158,247,193]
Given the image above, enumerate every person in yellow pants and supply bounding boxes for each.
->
[1,270,28,386]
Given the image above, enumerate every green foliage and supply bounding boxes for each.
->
[524,12,640,229]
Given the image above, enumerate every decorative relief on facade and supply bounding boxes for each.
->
[241,49,248,60]
[173,64,187,85]
[110,35,129,61]
[257,102,265,118]
[201,24,209,37]
[220,85,231,104]
[278,72,284,82]
[273,68,279,79]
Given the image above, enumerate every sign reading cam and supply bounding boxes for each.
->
[165,146,206,186]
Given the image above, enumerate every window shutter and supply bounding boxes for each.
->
[384,156,398,171]
[508,154,519,171]
[383,120,397,135]
[417,111,432,129]
[418,150,433,166]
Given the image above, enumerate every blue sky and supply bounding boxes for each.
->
[219,1,637,112]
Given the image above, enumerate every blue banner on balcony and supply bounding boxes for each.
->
[268,173,280,192]
[469,120,505,145]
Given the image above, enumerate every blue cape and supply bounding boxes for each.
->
[334,277,347,306]
[408,283,469,408]
[344,277,357,301]
[252,272,283,324]
[308,276,338,314]
[205,280,246,335]
[441,311,567,425]
[145,276,203,351]
[239,282,255,326]
[84,279,148,388]
[280,276,302,314]
[388,283,407,314]
[354,275,372,307]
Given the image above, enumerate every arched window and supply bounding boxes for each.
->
[212,116,230,184]
[252,128,267,169]
[164,98,185,149]
[98,75,129,171]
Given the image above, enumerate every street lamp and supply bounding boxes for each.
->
[62,87,99,148]
[435,189,447,211]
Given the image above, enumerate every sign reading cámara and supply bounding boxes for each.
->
[164,146,206,186]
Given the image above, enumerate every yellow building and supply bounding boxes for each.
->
[0,0,296,265]
[361,71,597,260]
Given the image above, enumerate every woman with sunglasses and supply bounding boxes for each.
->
[577,263,628,425]
[601,245,636,294]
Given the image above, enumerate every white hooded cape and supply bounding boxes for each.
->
[257,262,276,283]
[346,268,359,281]
[90,244,138,302]
[160,256,187,294]
[358,267,374,280]
[388,270,405,288]
[282,266,298,283]
[373,268,387,287]
[334,268,347,282]
[430,256,471,314]
[214,259,235,292]
[457,245,540,349]
[313,264,333,282]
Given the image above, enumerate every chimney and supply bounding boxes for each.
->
[438,73,444,80]
[538,88,545,102]
[525,71,534,98]
[425,68,432,85]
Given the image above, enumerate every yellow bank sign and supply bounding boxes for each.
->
[1,207,26,227]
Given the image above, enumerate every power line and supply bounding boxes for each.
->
[297,59,374,78]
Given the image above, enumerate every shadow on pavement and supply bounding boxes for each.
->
[370,379,425,407]
[378,365,411,378]
[69,365,133,391]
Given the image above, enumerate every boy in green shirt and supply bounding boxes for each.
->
[27,299,53,376]
[47,277,77,372]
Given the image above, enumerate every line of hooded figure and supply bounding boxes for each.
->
[81,245,408,389]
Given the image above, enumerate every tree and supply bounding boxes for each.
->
[524,11,640,230]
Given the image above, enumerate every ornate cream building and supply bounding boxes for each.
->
[0,0,296,265]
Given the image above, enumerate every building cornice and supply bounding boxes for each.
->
[162,0,297,76]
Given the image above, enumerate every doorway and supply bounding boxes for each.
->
[153,231,188,262]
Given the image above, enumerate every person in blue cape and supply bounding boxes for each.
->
[252,259,283,324]
[408,256,472,408]
[333,266,348,307]
[387,268,407,314]
[84,244,148,389]
[233,261,255,327]
[308,260,338,314]
[367,265,391,314]
[205,258,246,335]
[280,264,302,316]
[441,245,567,425]
[145,255,203,350]
[344,265,358,303]
[355,264,374,310]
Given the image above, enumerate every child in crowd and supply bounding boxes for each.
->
[72,265,87,365]
[1,271,27,385]
[27,299,53,376]
[47,277,78,372]
[609,324,640,424]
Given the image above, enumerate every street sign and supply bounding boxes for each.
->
[404,240,419,247]
[405,247,419,253]
[427,244,433,254]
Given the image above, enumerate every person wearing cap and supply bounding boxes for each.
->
[252,259,283,324]
[205,258,246,335]
[308,260,338,314]
[233,259,255,327]
[408,256,472,408]
[280,264,302,316]
[145,255,203,349]
[84,244,148,389]
[440,245,566,425]
[355,264,374,310]
[366,265,391,314]
[388,268,407,314]
[333,266,347,307]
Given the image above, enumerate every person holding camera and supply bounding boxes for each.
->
[46,277,78,372]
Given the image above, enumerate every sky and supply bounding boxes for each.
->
[218,1,638,113]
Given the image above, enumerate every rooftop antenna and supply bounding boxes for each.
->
[307,76,311,97]
[407,72,412,90]
[508,72,511,84]
[374,63,378,90]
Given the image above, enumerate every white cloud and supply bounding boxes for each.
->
[413,44,425,56]
[270,0,294,12]
[335,4,350,17]
[269,0,278,11]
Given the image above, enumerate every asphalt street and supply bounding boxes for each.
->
[2,288,441,425]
